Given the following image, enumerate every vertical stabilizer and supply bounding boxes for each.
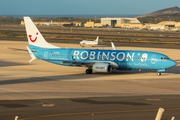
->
[24,17,59,48]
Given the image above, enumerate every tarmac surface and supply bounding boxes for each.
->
[0,40,180,120]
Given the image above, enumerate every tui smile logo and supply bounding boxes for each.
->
[29,32,38,42]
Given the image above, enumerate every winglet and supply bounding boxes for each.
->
[95,36,99,43]
[26,46,36,63]
[111,42,116,50]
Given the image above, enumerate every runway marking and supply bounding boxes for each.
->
[19,107,180,120]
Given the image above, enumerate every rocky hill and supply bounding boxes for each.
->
[139,6,180,17]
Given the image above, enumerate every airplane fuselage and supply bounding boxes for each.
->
[23,17,176,75]
[30,45,176,72]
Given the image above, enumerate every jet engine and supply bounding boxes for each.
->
[92,63,112,73]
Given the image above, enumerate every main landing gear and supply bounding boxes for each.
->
[157,72,161,76]
[86,69,92,74]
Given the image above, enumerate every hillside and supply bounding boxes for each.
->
[139,6,180,17]
[137,6,180,24]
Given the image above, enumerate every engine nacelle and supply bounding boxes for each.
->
[92,63,112,73]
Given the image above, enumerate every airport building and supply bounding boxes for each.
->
[21,21,82,27]
[84,18,142,28]
[84,21,94,28]
[21,18,180,31]
[157,21,180,30]
[145,21,180,31]
[101,18,141,27]
[84,20,102,28]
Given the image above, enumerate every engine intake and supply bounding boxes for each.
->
[92,63,112,73]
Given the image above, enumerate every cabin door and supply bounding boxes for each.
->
[44,51,48,59]
[151,55,156,64]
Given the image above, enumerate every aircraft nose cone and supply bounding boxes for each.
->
[169,60,177,68]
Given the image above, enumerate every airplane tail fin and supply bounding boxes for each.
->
[23,17,59,48]
[94,36,99,44]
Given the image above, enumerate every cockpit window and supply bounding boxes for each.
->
[161,57,170,60]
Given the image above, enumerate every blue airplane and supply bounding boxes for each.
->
[24,17,176,76]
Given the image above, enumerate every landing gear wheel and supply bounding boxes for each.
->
[157,72,161,76]
[86,69,92,74]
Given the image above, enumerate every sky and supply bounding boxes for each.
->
[0,0,180,16]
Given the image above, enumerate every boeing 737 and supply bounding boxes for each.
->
[79,36,99,47]
[24,17,176,76]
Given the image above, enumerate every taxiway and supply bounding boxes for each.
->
[0,40,180,120]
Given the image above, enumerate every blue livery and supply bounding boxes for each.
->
[24,17,176,76]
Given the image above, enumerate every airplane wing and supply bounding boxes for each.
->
[47,59,117,68]
[47,59,94,66]
[62,60,94,66]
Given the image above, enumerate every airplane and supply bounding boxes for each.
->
[79,36,99,47]
[23,16,176,76]
[42,20,53,26]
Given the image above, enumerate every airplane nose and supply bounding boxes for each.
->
[169,60,177,68]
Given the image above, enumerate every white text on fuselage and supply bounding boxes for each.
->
[73,51,148,62]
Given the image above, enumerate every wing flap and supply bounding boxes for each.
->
[46,59,117,68]
[46,59,94,66]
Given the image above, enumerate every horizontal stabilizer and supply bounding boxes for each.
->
[6,47,27,51]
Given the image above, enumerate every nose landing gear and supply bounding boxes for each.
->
[157,69,165,76]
